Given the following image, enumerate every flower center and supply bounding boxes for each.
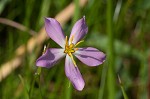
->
[64,36,84,66]
[64,43,75,55]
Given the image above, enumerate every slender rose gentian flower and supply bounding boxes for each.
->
[36,16,106,91]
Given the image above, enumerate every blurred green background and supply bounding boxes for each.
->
[0,0,149,99]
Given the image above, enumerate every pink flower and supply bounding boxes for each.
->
[36,16,106,91]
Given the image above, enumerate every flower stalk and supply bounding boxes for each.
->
[106,0,116,98]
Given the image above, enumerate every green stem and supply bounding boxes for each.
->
[29,77,35,98]
[118,75,129,99]
[120,86,129,99]
[38,74,43,98]
[18,75,29,99]
[65,80,72,99]
[29,67,41,98]
[138,11,148,98]
[106,0,116,99]
[98,64,108,99]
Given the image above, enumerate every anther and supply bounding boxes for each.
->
[65,36,68,47]
[42,45,47,54]
[75,40,84,47]
[74,48,78,51]
[70,35,74,43]
[69,43,74,48]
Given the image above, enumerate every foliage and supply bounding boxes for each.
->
[0,0,149,99]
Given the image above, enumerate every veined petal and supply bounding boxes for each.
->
[45,18,65,48]
[65,55,85,91]
[69,16,88,44]
[36,48,65,68]
[74,47,106,66]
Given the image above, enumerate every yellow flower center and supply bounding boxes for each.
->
[64,35,84,67]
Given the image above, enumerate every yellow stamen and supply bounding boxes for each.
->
[42,45,47,54]
[70,50,75,53]
[70,35,74,43]
[65,36,68,47]
[64,35,84,67]
[75,40,84,47]
[69,53,77,67]
[69,43,74,48]
[74,48,78,51]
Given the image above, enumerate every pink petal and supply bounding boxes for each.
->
[69,16,88,44]
[36,48,65,68]
[74,47,106,66]
[45,18,65,48]
[65,55,85,91]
